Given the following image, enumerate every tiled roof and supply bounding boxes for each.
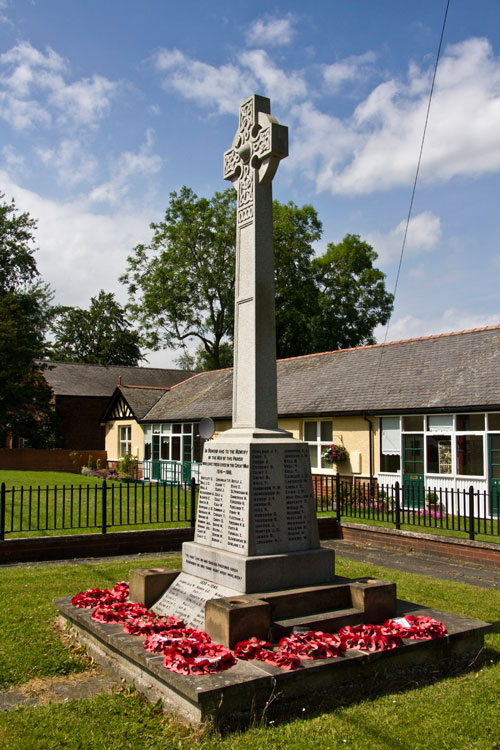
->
[143,325,500,421]
[38,361,195,397]
[117,386,167,419]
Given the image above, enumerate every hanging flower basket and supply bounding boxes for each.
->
[321,443,349,464]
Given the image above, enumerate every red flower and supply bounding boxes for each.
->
[91,601,148,624]
[163,641,236,675]
[278,631,345,659]
[234,637,273,660]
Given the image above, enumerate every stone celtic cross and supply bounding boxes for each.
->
[224,95,288,431]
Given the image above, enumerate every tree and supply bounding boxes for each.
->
[121,187,393,370]
[311,234,393,352]
[273,200,322,359]
[0,193,55,446]
[0,192,39,293]
[49,290,144,366]
[121,187,236,370]
[0,292,55,447]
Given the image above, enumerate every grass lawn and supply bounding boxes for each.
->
[0,554,499,749]
[0,470,102,490]
[0,470,195,537]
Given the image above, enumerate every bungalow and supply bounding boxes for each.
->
[102,325,500,512]
[39,361,194,450]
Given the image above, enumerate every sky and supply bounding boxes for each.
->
[1,0,499,367]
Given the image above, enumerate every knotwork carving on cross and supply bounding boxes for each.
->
[223,94,288,227]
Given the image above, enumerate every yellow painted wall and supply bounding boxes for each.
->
[296,415,379,478]
[105,420,145,461]
[212,418,301,439]
[213,420,232,439]
[105,414,381,478]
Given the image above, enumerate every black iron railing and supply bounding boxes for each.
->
[0,479,197,538]
[1,473,499,543]
[312,473,500,541]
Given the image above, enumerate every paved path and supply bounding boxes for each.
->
[322,539,500,589]
[4,542,499,588]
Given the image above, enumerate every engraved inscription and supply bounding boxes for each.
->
[153,572,238,629]
[195,445,250,553]
[284,445,310,548]
[250,446,285,554]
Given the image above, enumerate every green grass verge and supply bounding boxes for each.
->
[1,471,196,537]
[0,555,499,749]
[0,470,101,490]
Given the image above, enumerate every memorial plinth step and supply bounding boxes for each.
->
[182,542,335,593]
[204,578,398,647]
[269,606,364,640]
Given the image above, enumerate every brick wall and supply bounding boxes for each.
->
[0,448,107,473]
[56,395,108,449]
[339,521,500,569]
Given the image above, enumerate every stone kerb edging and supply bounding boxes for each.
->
[339,522,500,567]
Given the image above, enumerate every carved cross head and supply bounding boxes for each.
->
[223,95,288,189]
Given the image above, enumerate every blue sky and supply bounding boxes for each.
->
[1,0,499,366]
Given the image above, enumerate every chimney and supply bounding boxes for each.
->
[118,375,122,386]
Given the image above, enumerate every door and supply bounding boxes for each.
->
[489,435,500,516]
[151,435,161,481]
[403,434,425,509]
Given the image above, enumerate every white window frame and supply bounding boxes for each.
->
[379,413,495,481]
[144,422,199,464]
[303,419,333,470]
[119,425,132,457]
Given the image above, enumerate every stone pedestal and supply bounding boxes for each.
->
[152,429,335,628]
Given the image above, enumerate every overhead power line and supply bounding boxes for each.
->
[372,0,451,386]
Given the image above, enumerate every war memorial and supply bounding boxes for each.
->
[55,95,491,728]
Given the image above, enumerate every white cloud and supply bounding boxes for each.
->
[49,75,116,128]
[382,308,500,343]
[245,15,296,48]
[155,48,253,115]
[0,92,50,129]
[0,0,10,23]
[288,101,357,188]
[322,52,376,93]
[88,129,162,205]
[2,143,24,169]
[366,211,442,263]
[292,37,500,195]
[0,169,151,308]
[0,41,117,130]
[36,138,97,185]
[154,46,307,113]
[239,49,307,106]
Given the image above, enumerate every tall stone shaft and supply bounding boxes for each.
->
[223,94,288,430]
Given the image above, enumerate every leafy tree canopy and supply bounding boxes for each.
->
[48,290,144,366]
[0,193,55,446]
[121,187,393,370]
[311,234,394,352]
[121,186,236,370]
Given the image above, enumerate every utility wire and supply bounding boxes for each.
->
[373,0,451,383]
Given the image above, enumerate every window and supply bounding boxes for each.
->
[119,426,131,457]
[457,435,484,476]
[488,414,500,431]
[426,435,452,474]
[427,415,453,432]
[304,420,333,469]
[402,415,423,431]
[144,423,199,463]
[380,417,401,472]
[378,411,491,480]
[456,413,484,431]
